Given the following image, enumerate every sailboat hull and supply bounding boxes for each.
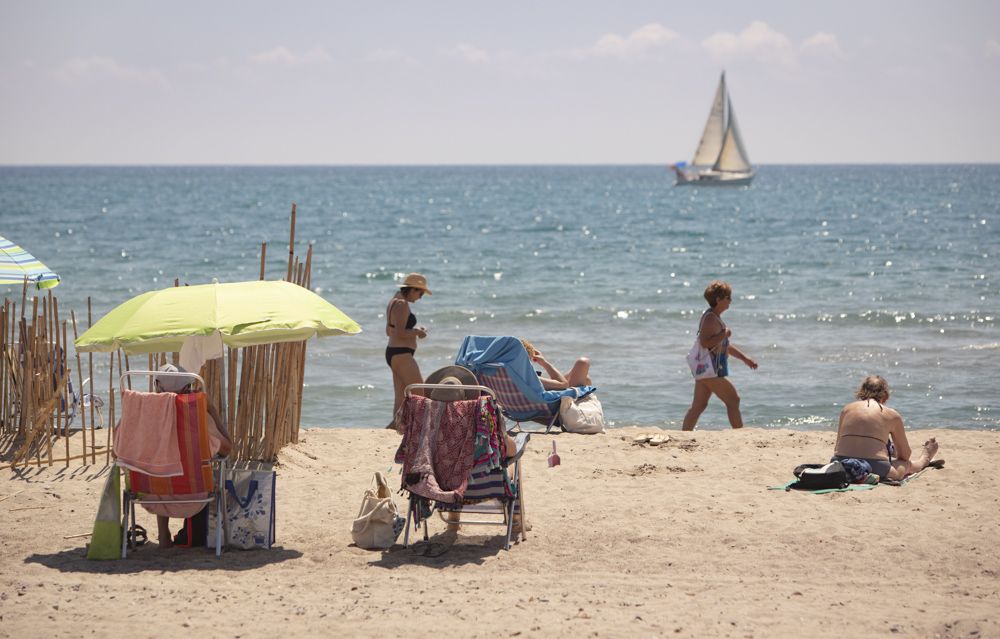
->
[672,166,754,187]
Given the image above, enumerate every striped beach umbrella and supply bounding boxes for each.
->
[0,234,61,289]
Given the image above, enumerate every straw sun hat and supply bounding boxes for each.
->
[399,273,432,295]
[424,365,478,401]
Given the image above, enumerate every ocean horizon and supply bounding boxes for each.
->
[2,164,996,430]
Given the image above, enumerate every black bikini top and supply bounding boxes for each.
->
[387,299,417,329]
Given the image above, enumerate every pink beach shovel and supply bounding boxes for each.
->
[547,441,561,467]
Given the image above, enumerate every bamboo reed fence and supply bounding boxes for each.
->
[1,286,107,469]
[2,204,328,469]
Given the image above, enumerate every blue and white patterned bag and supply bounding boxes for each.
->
[207,469,276,550]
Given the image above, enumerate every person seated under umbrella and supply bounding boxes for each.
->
[153,364,232,548]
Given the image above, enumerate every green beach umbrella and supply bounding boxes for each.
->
[75,279,362,355]
[0,234,61,289]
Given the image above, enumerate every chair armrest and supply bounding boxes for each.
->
[503,432,531,466]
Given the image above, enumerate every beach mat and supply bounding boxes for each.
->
[769,459,945,492]
[768,481,877,494]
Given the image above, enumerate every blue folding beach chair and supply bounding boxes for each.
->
[454,336,595,434]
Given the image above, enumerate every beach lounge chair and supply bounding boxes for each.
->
[115,370,227,558]
[454,335,596,433]
[397,380,530,551]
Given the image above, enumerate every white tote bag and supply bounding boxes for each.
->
[207,468,276,550]
[559,394,605,434]
[686,339,716,379]
[686,311,717,380]
[350,472,405,550]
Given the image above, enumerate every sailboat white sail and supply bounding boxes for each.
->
[672,72,754,186]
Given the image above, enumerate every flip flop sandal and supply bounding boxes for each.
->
[632,434,652,445]
[928,459,945,469]
[649,435,670,446]
[127,524,148,547]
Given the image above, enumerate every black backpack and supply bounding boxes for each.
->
[792,462,850,490]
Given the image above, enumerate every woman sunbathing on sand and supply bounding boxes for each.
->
[831,375,940,481]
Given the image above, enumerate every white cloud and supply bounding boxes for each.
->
[249,46,331,66]
[366,48,417,65]
[55,56,169,88]
[801,32,845,60]
[986,39,1000,59]
[446,43,489,63]
[702,21,796,67]
[585,22,679,59]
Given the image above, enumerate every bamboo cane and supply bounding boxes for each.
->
[1,300,8,432]
[19,279,27,321]
[33,296,49,466]
[244,345,260,461]
[106,350,114,464]
[87,298,95,464]
[70,311,90,465]
[61,318,70,466]
[286,204,296,282]
[257,344,271,459]
[234,346,251,459]
[294,245,314,438]
[256,345,268,460]
[50,294,59,448]
[263,344,282,458]
[227,347,237,440]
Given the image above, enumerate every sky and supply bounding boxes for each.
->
[1,1,999,165]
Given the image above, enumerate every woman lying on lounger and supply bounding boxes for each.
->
[520,338,592,390]
[831,375,940,481]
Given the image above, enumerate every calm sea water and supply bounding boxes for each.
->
[1,165,997,430]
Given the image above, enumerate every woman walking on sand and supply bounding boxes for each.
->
[683,280,757,430]
[385,273,431,431]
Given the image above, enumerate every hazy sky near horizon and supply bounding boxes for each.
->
[2,1,999,165]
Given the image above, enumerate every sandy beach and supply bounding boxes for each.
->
[2,426,998,638]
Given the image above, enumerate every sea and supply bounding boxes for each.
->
[1,165,997,431]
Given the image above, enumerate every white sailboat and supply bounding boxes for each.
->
[672,72,754,186]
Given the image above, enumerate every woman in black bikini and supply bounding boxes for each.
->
[385,273,431,431]
[832,375,941,481]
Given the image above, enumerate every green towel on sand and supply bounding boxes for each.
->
[771,460,944,492]
[768,480,878,494]
[87,468,122,560]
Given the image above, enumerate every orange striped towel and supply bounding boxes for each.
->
[130,393,214,518]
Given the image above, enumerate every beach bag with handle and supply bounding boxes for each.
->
[792,462,850,490]
[207,468,276,550]
[559,394,605,434]
[686,339,716,379]
[351,471,405,550]
[686,313,717,380]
